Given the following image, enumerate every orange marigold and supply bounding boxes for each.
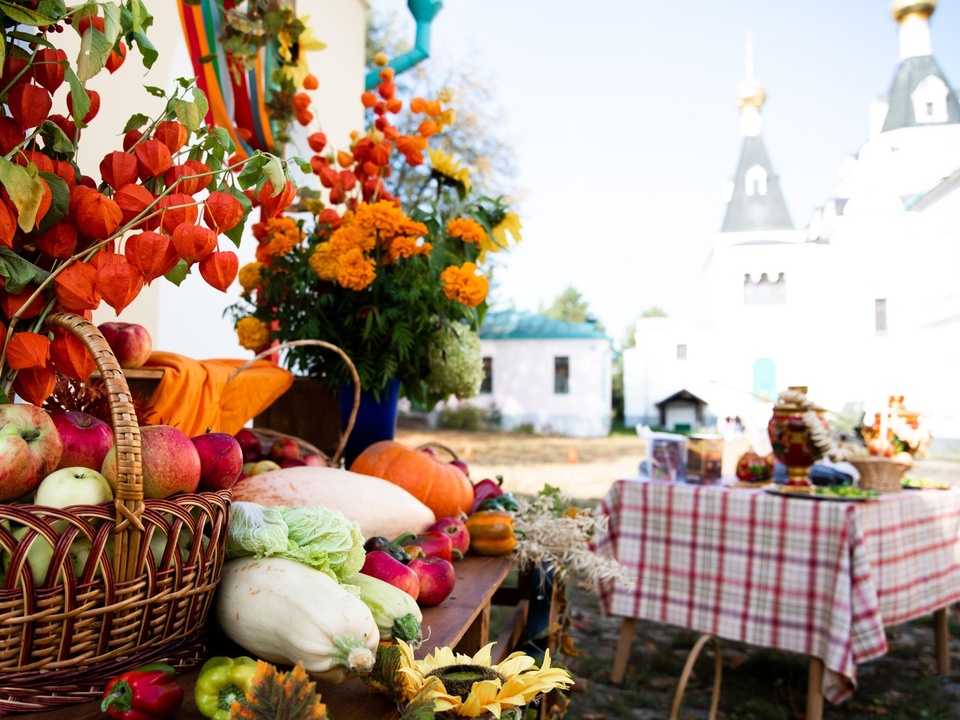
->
[329,224,374,255]
[446,217,486,245]
[440,262,488,308]
[308,245,338,281]
[259,217,303,259]
[352,201,426,246]
[238,262,264,293]
[385,235,431,263]
[237,316,270,351]
[336,247,376,290]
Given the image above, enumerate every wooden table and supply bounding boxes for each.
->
[15,555,521,720]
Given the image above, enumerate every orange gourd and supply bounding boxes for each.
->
[349,440,473,520]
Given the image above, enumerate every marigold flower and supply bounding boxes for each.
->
[440,262,488,308]
[236,316,270,351]
[329,224,374,255]
[385,235,431,263]
[336,247,376,290]
[446,217,486,245]
[238,262,264,293]
[308,245,338,281]
[259,216,303,259]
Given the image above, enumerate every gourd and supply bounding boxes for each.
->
[347,572,423,645]
[349,440,474,520]
[215,557,380,684]
[231,466,436,540]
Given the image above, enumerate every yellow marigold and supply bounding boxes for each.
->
[446,217,486,245]
[261,216,303,258]
[352,201,426,245]
[336,247,376,290]
[329,224,374,255]
[237,316,270,351]
[308,245,338,281]
[238,262,264,293]
[440,262,489,308]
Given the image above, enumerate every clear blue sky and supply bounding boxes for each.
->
[374,0,960,343]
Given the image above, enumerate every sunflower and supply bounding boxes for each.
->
[428,148,472,197]
[394,640,573,718]
[277,17,327,88]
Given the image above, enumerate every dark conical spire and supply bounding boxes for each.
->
[721,32,794,233]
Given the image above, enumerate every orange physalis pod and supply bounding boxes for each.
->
[158,192,199,235]
[171,222,217,264]
[6,331,51,370]
[410,97,427,114]
[318,209,340,228]
[114,183,158,230]
[307,132,327,152]
[257,179,296,219]
[15,149,54,174]
[336,150,354,168]
[134,139,173,180]
[32,48,66,92]
[95,254,144,314]
[47,114,77,143]
[8,84,52,130]
[50,328,96,382]
[0,117,25,155]
[202,191,244,234]
[69,185,123,239]
[386,98,403,114]
[33,178,52,229]
[0,199,16,247]
[164,159,212,196]
[154,120,188,153]
[124,230,179,283]
[379,67,395,83]
[418,120,437,138]
[302,74,319,90]
[34,220,79,259]
[86,245,117,269]
[105,40,127,74]
[382,125,400,142]
[13,363,56,406]
[369,141,392,166]
[99,150,140,191]
[67,88,100,124]
[198,250,238,293]
[54,261,101,312]
[309,154,329,175]
[317,166,339,189]
[53,159,78,189]
[123,128,143,151]
[378,80,396,101]
[340,170,357,192]
[0,283,45,319]
[361,91,378,109]
[295,109,313,127]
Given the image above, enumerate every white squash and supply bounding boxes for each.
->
[230,465,436,540]
[215,557,380,684]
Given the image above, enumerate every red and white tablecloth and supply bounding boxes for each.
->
[593,480,960,704]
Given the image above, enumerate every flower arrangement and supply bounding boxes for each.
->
[228,57,521,407]
[0,1,294,405]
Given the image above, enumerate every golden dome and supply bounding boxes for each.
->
[889,0,937,22]
[735,77,766,110]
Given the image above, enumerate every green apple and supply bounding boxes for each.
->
[35,467,114,508]
[3,526,55,586]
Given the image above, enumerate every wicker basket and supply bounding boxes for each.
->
[0,313,230,714]
[850,456,911,494]
[227,340,361,467]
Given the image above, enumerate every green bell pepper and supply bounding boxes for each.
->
[194,656,259,720]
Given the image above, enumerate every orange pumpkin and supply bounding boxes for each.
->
[349,440,473,520]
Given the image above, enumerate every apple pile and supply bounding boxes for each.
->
[233,427,328,479]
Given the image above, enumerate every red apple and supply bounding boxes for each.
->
[234,428,263,463]
[361,550,420,600]
[408,556,456,607]
[98,321,153,369]
[269,437,301,463]
[191,431,243,492]
[101,424,201,499]
[50,410,114,471]
[427,517,471,557]
[301,453,328,467]
[0,403,63,502]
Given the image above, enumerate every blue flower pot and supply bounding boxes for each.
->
[338,377,400,468]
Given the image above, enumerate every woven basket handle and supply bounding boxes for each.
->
[670,633,722,720]
[226,340,360,467]
[45,312,144,584]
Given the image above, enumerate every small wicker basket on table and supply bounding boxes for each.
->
[0,313,230,714]
[850,456,911,494]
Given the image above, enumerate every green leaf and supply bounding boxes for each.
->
[38,0,67,19]
[64,66,90,128]
[143,85,166,98]
[130,30,157,69]
[123,113,150,133]
[0,28,5,72]
[7,29,54,48]
[164,258,189,287]
[191,86,209,121]
[0,0,55,26]
[236,154,268,189]
[77,26,112,81]
[102,2,121,47]
[173,99,202,133]
[197,53,217,64]
[0,158,44,232]
[0,388,10,404]
[225,186,252,247]
[0,247,49,294]
[39,120,74,156]
[263,155,285,193]
[35,171,69,233]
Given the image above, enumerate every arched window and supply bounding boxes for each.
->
[912,76,949,123]
[745,165,768,196]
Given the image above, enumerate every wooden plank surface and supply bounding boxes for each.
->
[12,555,516,720]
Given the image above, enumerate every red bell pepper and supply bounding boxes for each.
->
[471,475,505,514]
[101,662,184,720]
[403,530,462,561]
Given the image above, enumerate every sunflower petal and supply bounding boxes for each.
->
[471,642,496,667]
[495,654,536,678]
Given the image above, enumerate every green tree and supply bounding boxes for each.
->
[539,286,605,333]
[622,306,668,348]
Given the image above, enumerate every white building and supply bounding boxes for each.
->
[623,1,960,452]
[472,311,613,437]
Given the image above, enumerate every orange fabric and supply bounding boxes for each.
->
[139,351,293,436]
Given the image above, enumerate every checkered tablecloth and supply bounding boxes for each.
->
[593,480,960,704]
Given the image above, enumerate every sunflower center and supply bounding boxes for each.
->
[426,664,506,701]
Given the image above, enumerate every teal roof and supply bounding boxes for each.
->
[480,310,608,340]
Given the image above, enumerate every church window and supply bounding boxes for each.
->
[480,357,493,394]
[911,76,948,123]
[554,356,570,394]
[677,344,687,361]
[744,272,786,305]
[875,298,887,334]
[745,165,767,196]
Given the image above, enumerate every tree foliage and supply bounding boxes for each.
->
[539,286,604,333]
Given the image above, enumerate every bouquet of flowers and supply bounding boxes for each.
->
[0,0,294,406]
[229,57,521,407]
